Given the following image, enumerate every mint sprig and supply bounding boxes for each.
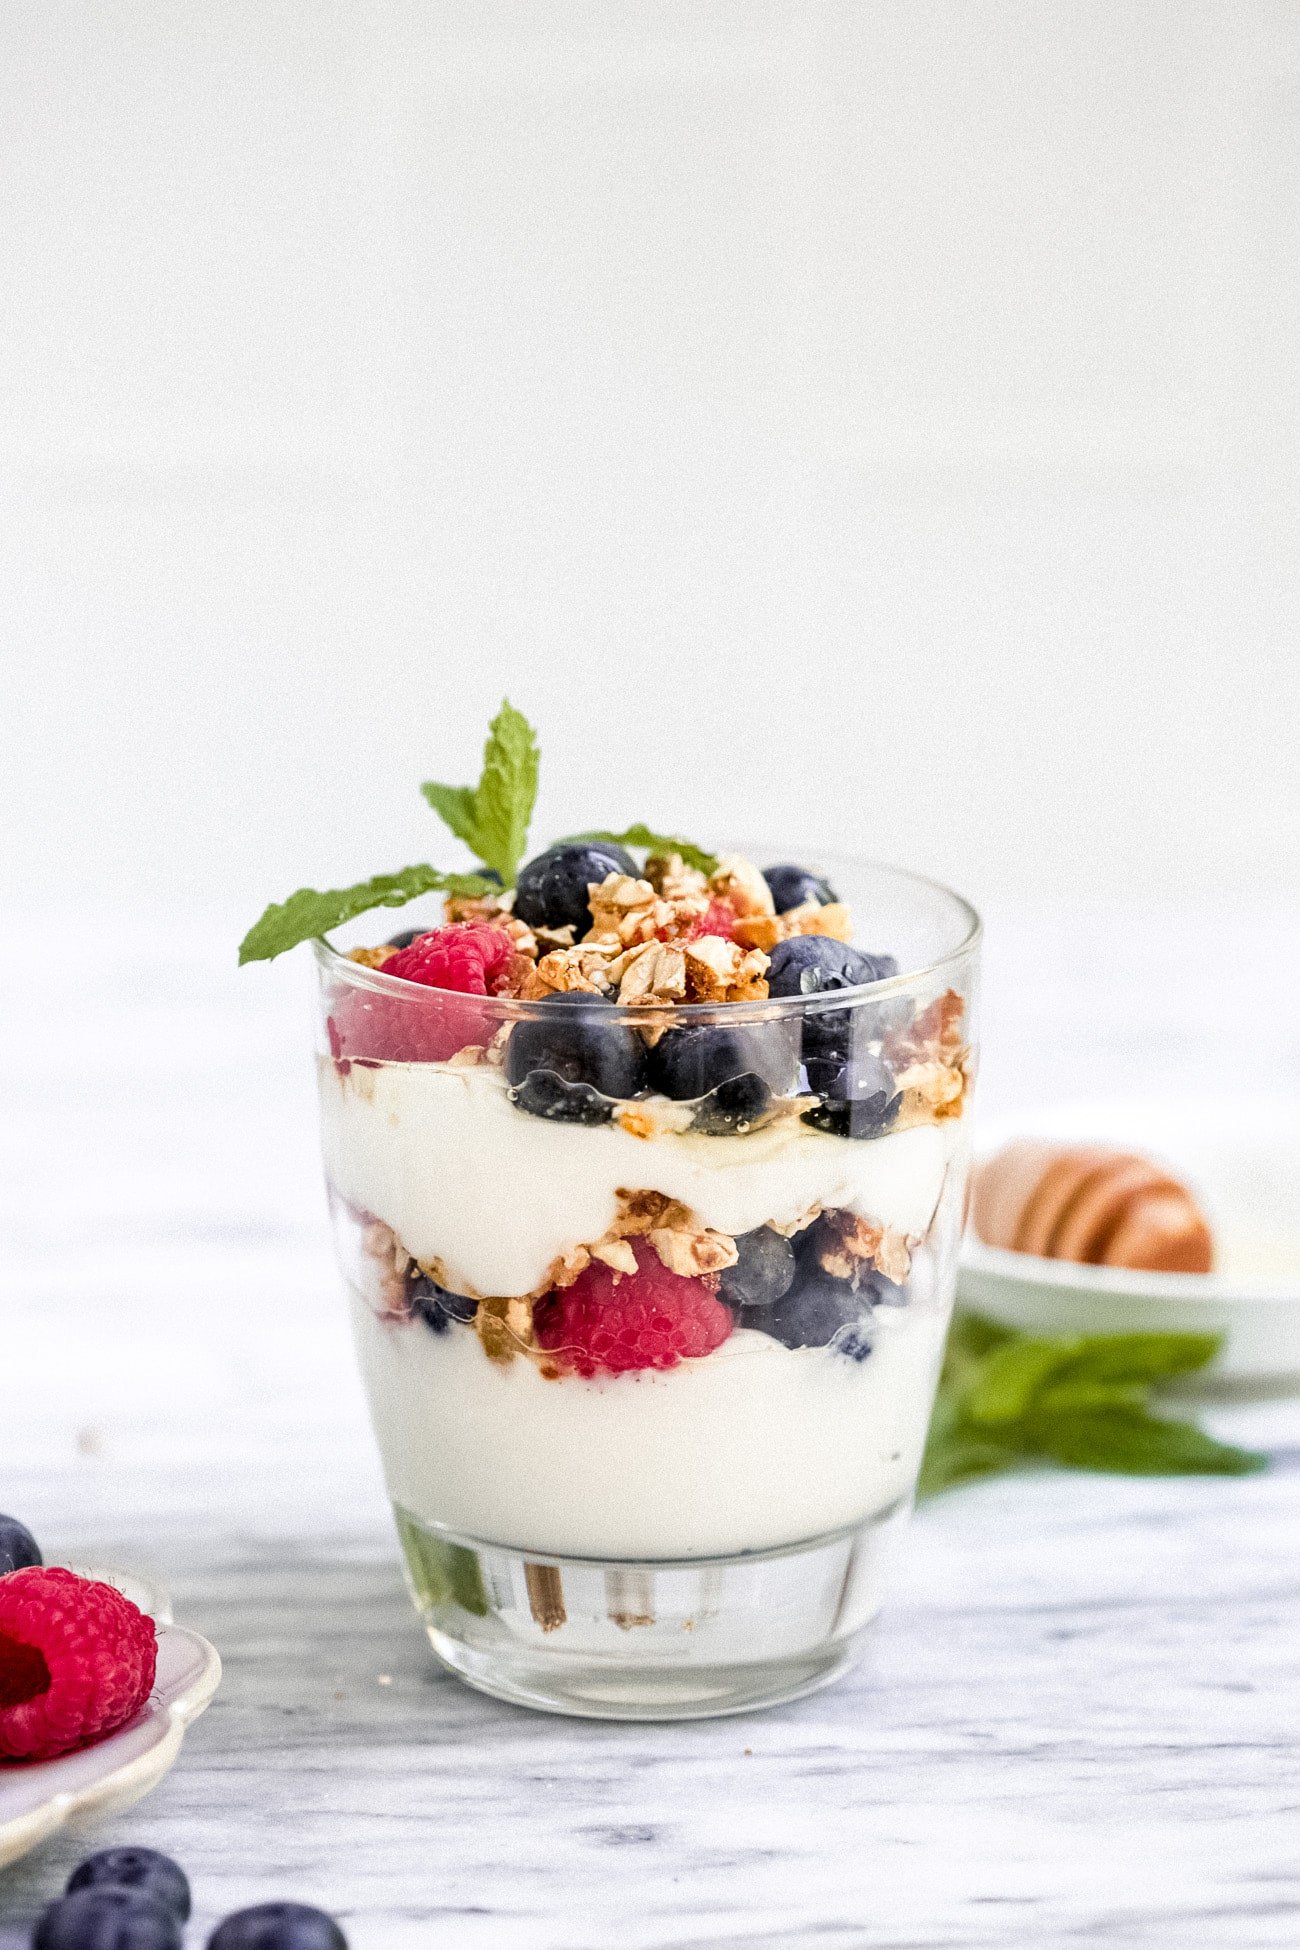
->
[561,824,719,876]
[918,1314,1266,1499]
[422,699,539,887]
[237,866,495,966]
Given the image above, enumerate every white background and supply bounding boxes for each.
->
[2,1,1298,924]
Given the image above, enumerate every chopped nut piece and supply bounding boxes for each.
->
[447,1043,487,1068]
[709,853,775,918]
[875,1228,913,1285]
[585,873,668,946]
[443,890,514,926]
[590,1239,639,1276]
[647,1225,739,1278]
[475,1294,535,1363]
[347,944,399,969]
[494,949,541,999]
[645,852,710,901]
[886,989,966,1068]
[522,942,619,998]
[683,935,770,1003]
[733,903,854,953]
[612,1189,690,1236]
[892,1059,968,1125]
[614,939,687,1006]
[808,1210,913,1287]
[361,1217,410,1314]
[767,1204,822,1238]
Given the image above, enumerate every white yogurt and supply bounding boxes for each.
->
[320,1058,959,1298]
[350,1289,948,1559]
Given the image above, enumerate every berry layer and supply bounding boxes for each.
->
[319,1056,963,1300]
[349,1287,947,1558]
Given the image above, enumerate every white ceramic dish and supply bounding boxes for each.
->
[0,1569,221,1869]
[958,1095,1300,1383]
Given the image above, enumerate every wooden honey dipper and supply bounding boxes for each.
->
[971,1141,1214,1274]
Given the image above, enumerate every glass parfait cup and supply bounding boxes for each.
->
[315,857,979,1719]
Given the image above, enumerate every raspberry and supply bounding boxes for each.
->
[534,1241,733,1377]
[385,924,514,996]
[684,898,737,943]
[333,924,514,1065]
[0,1566,157,1760]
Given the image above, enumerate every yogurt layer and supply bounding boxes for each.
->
[320,1057,961,1298]
[350,1289,947,1558]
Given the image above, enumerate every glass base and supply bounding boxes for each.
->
[394,1500,909,1721]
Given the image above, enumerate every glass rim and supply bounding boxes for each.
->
[313,858,981,1028]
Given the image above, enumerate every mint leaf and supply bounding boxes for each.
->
[918,1312,1268,1501]
[473,699,539,885]
[421,698,539,886]
[1049,1333,1222,1388]
[963,1336,1085,1427]
[1026,1403,1266,1477]
[420,783,480,853]
[561,825,719,875]
[238,865,494,965]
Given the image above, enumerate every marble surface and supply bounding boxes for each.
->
[2,905,1298,1948]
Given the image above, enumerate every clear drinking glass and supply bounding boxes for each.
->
[315,856,979,1719]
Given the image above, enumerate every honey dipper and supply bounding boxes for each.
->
[971,1141,1214,1274]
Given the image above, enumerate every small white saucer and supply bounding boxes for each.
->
[0,1569,221,1869]
[958,1095,1300,1384]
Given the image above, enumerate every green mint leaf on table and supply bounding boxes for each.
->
[919,1314,1266,1498]
[1025,1402,1266,1476]
[561,824,719,876]
[237,865,495,965]
[421,698,539,886]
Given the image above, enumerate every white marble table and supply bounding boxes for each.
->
[2,905,1298,1948]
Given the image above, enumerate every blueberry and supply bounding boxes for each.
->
[34,1889,182,1950]
[647,1021,795,1099]
[406,1272,478,1334]
[508,1070,614,1125]
[207,1904,349,1950]
[718,1228,796,1311]
[864,1270,908,1309]
[802,1049,901,1140]
[505,993,647,1118]
[767,936,898,1060]
[0,1512,41,1574]
[764,1271,874,1357]
[647,1023,797,1135]
[385,927,428,950]
[762,864,838,912]
[513,842,637,934]
[690,1072,772,1135]
[68,1851,190,1922]
[766,936,894,1000]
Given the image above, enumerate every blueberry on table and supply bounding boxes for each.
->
[505,993,648,1120]
[68,1850,191,1921]
[802,1049,901,1140]
[207,1903,349,1950]
[761,864,838,912]
[764,1271,875,1358]
[34,1888,183,1950]
[718,1227,796,1311]
[406,1272,478,1334]
[513,841,637,933]
[0,1512,41,1573]
[647,1023,798,1132]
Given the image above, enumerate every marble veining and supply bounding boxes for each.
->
[1,909,1298,1948]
